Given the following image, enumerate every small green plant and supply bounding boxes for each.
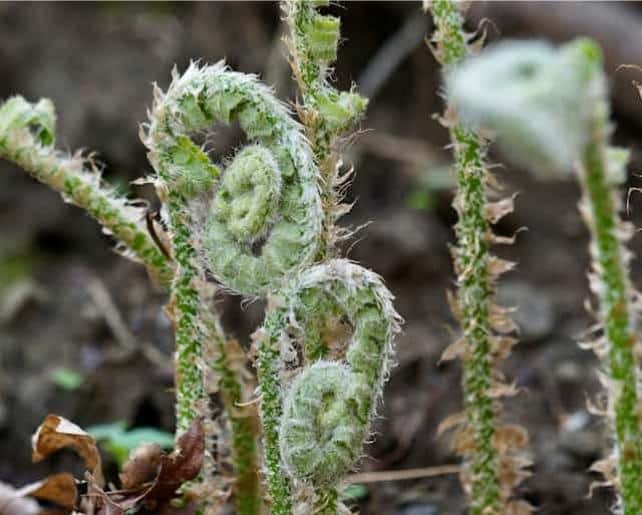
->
[87,421,175,466]
[447,36,642,515]
[427,2,531,514]
[50,367,84,391]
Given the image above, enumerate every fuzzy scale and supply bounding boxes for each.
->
[144,61,323,297]
[0,96,172,285]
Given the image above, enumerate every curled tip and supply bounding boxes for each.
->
[316,90,368,134]
[144,63,323,296]
[263,259,400,486]
[279,361,365,484]
[446,38,606,177]
[0,96,56,147]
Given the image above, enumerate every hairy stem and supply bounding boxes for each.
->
[256,321,292,515]
[579,108,642,515]
[206,315,261,515]
[283,0,367,262]
[0,96,172,285]
[430,2,501,513]
[451,126,501,515]
[164,194,207,435]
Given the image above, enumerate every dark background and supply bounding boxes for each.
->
[2,2,642,514]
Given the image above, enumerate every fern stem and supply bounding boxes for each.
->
[451,125,502,515]
[164,194,207,435]
[283,0,367,263]
[206,315,261,515]
[0,96,173,285]
[579,108,642,515]
[256,320,293,515]
[430,2,501,513]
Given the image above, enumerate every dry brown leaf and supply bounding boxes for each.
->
[119,443,163,490]
[490,336,516,360]
[452,426,476,455]
[18,473,77,511]
[446,289,461,320]
[439,337,466,364]
[487,256,516,281]
[32,415,103,486]
[504,499,535,515]
[489,304,518,334]
[140,419,204,510]
[498,455,532,490]
[485,195,516,224]
[437,411,466,436]
[486,381,520,399]
[492,424,529,453]
[590,455,617,479]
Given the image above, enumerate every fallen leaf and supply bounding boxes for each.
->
[32,415,103,486]
[79,420,204,515]
[119,443,163,490]
[141,419,204,509]
[18,473,77,511]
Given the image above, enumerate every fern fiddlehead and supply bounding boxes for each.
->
[144,61,325,513]
[258,259,401,513]
[145,62,323,297]
[0,96,173,285]
[283,0,367,162]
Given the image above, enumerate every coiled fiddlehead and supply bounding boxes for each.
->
[144,61,323,297]
[258,259,401,512]
[143,61,324,512]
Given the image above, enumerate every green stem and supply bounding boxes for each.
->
[207,316,261,515]
[430,2,502,513]
[452,126,501,515]
[257,320,292,515]
[165,193,206,435]
[579,110,642,515]
[0,96,173,285]
[283,0,367,263]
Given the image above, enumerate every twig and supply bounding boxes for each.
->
[87,277,169,368]
[359,14,429,101]
[345,464,460,484]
